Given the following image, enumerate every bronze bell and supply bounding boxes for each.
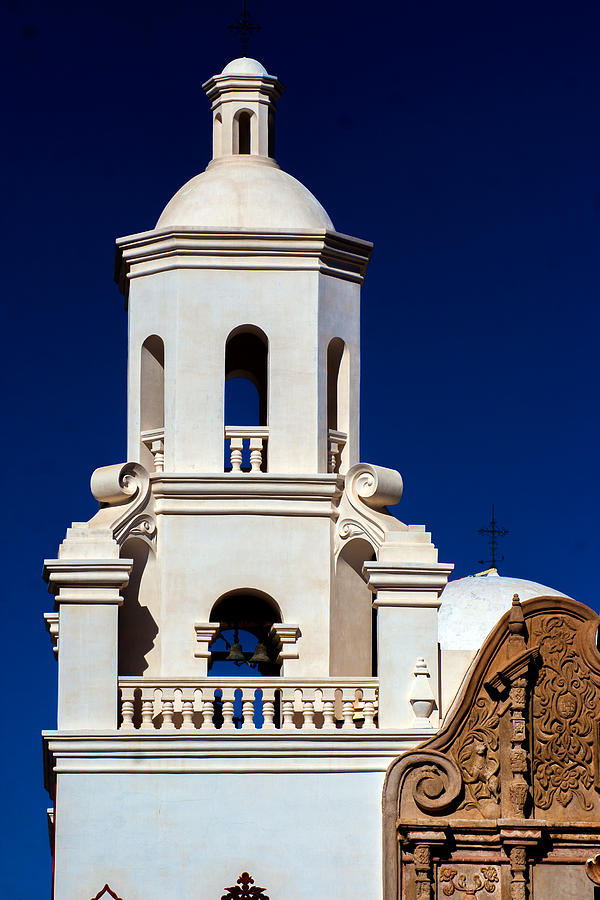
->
[226,641,246,662]
[249,641,271,664]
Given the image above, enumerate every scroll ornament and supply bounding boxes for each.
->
[89,461,156,547]
[336,462,404,551]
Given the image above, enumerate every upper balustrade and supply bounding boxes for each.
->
[119,677,378,732]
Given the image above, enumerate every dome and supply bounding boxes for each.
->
[438,573,569,652]
[221,57,269,76]
[156,161,334,230]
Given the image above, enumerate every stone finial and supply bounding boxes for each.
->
[409,657,437,721]
[508,593,526,653]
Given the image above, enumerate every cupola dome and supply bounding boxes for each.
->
[156,57,333,230]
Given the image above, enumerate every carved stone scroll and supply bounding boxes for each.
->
[90,461,156,548]
[335,462,405,552]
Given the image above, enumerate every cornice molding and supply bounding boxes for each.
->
[114,227,373,297]
[43,559,133,602]
[364,562,455,606]
[150,473,343,517]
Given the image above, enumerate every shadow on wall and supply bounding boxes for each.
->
[118,539,158,676]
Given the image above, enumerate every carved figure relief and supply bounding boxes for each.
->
[532,615,600,810]
[439,866,499,898]
[221,872,269,899]
[453,697,500,814]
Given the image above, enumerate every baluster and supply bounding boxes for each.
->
[141,692,155,730]
[242,689,255,730]
[249,436,263,472]
[120,687,135,730]
[229,437,243,472]
[201,689,215,731]
[151,438,164,473]
[262,689,275,729]
[181,688,194,730]
[221,689,236,730]
[322,689,336,729]
[161,690,175,729]
[281,691,295,729]
[328,439,340,474]
[342,695,355,729]
[363,689,376,729]
[303,696,316,730]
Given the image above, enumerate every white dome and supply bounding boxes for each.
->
[157,161,334,230]
[439,574,569,652]
[221,57,269,76]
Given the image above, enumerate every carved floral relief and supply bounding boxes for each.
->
[439,866,499,898]
[532,615,600,811]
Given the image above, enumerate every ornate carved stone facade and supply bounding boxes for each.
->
[383,595,600,899]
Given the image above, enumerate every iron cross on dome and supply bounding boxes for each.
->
[229,1,261,56]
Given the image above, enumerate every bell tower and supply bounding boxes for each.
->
[120,56,362,478]
[43,56,454,900]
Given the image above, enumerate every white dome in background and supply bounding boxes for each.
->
[157,162,334,230]
[221,57,269,76]
[438,573,569,652]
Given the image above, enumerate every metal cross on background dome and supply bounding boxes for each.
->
[229,1,261,56]
[478,503,509,570]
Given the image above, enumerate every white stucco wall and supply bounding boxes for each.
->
[53,767,385,900]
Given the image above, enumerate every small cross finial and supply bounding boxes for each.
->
[478,503,509,570]
[229,1,261,56]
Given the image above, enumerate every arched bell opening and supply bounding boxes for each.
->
[233,109,253,155]
[331,538,377,676]
[327,337,350,473]
[224,325,268,472]
[208,590,282,677]
[213,111,223,157]
[140,334,165,472]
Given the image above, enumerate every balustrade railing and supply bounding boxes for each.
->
[119,677,378,732]
[327,429,347,473]
[141,427,165,473]
[224,426,269,473]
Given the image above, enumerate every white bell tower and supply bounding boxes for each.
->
[43,56,454,900]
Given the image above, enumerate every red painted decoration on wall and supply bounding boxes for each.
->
[90,885,124,900]
[221,871,270,899]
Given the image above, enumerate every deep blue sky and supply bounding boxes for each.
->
[2,1,599,894]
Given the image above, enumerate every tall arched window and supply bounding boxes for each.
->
[327,337,349,472]
[224,326,268,472]
[208,591,282,677]
[140,335,164,472]
[213,112,222,157]
[233,110,252,154]
[331,538,377,676]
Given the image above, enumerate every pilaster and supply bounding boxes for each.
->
[364,560,453,729]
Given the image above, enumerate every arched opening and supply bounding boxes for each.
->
[140,335,164,472]
[118,538,159,677]
[225,326,268,471]
[331,538,377,676]
[327,337,349,472]
[268,110,275,158]
[233,110,252,154]
[213,112,222,157]
[208,591,282,677]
